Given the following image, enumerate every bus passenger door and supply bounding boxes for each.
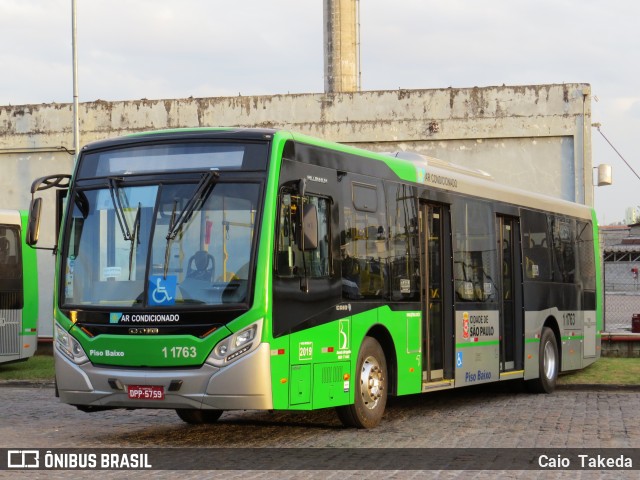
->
[496,216,523,372]
[420,203,452,383]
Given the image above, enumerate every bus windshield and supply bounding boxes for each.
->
[62,180,260,309]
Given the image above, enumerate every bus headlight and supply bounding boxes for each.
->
[55,323,89,365]
[206,319,262,367]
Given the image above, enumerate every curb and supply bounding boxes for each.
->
[0,380,55,388]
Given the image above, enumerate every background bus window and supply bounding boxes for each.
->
[0,225,23,310]
[0,226,21,280]
[341,181,387,300]
[276,193,330,279]
[549,216,576,283]
[452,200,497,303]
[521,210,553,281]
[386,183,419,301]
[576,220,596,291]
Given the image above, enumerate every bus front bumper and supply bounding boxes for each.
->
[54,343,274,411]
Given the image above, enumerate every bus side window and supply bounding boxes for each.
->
[452,199,497,302]
[306,196,330,278]
[521,210,553,281]
[576,221,595,290]
[386,183,419,301]
[342,180,389,300]
[549,216,576,283]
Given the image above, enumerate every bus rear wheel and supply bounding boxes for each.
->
[526,326,559,394]
[176,409,223,424]
[336,336,387,429]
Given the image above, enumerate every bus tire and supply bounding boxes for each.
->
[336,336,387,428]
[526,326,559,394]
[176,409,223,424]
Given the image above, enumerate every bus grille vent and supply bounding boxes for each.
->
[322,365,343,384]
[0,308,21,356]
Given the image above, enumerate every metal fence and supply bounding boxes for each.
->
[604,263,640,332]
[604,291,640,332]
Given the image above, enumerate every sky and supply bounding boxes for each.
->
[1,0,639,225]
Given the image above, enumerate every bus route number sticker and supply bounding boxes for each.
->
[299,341,313,361]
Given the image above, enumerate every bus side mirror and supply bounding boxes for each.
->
[27,197,42,246]
[298,178,307,197]
[299,203,318,251]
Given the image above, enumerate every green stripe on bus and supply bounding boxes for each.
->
[455,341,500,348]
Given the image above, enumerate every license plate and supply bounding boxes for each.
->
[127,385,164,400]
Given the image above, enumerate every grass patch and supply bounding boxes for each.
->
[0,355,55,381]
[558,357,640,385]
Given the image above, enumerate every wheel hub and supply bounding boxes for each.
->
[543,341,557,380]
[360,355,384,409]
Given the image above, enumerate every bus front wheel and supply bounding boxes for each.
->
[336,336,388,428]
[176,409,223,424]
[526,326,559,394]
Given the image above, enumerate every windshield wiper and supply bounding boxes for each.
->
[128,203,141,280]
[163,200,178,279]
[163,170,220,278]
[166,170,220,241]
[107,177,133,241]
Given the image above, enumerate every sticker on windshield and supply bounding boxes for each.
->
[103,266,122,280]
[65,258,75,297]
[149,275,177,306]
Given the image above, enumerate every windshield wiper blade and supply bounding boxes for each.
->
[162,171,219,279]
[166,170,220,241]
[108,177,133,241]
[163,200,178,279]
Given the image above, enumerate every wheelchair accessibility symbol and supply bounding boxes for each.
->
[456,351,464,368]
[149,275,177,306]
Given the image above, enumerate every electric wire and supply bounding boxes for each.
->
[595,126,640,182]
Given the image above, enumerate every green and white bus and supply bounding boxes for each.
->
[0,210,38,365]
[28,128,601,428]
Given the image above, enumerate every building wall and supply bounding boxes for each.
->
[601,226,631,248]
[0,83,592,336]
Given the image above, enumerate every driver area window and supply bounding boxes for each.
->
[276,191,330,279]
